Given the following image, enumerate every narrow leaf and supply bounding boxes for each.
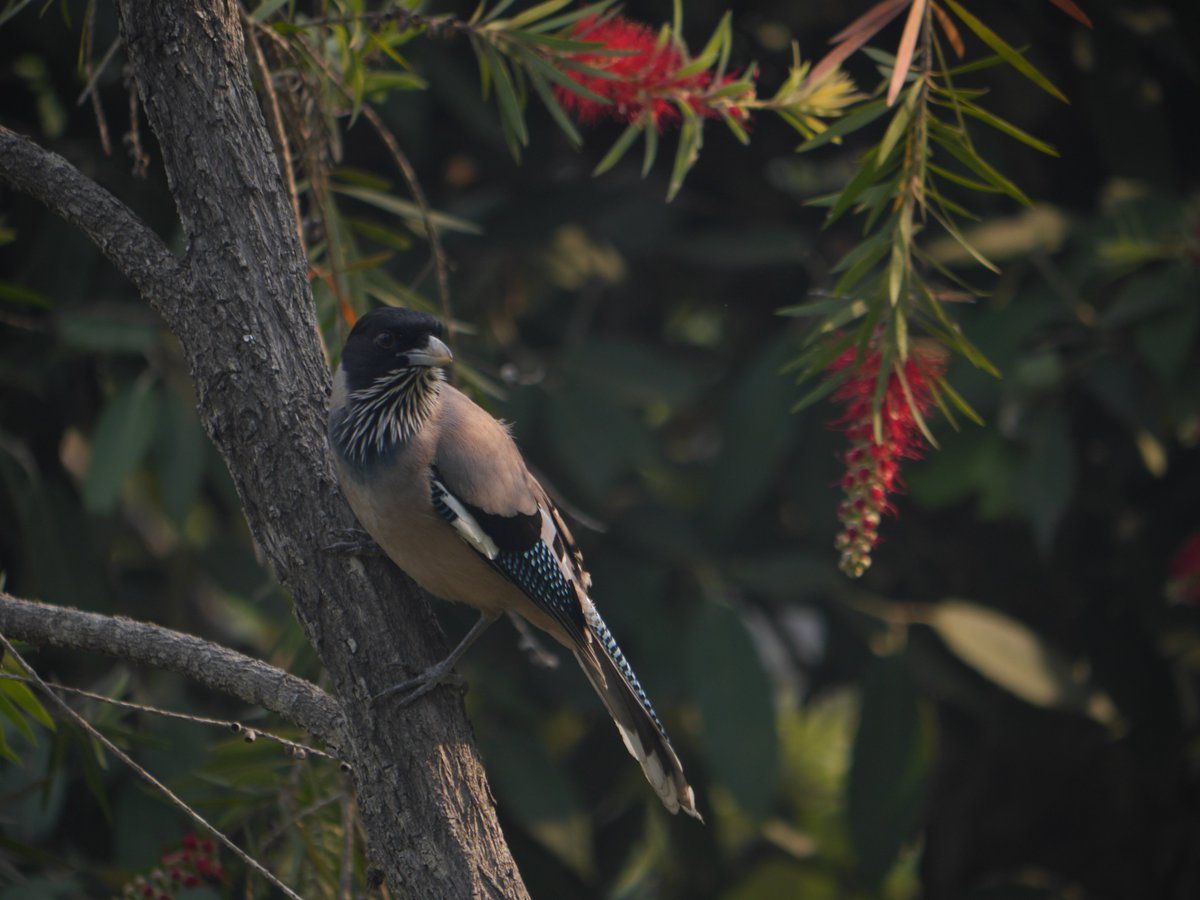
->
[796,99,889,153]
[942,0,1068,102]
[888,0,927,106]
[667,108,703,202]
[505,0,574,30]
[527,70,582,147]
[592,121,642,176]
[1044,0,1092,28]
[956,100,1059,155]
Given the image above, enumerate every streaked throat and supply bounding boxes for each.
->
[333,366,443,467]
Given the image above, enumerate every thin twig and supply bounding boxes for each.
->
[77,34,123,106]
[0,631,306,900]
[246,17,455,337]
[0,672,334,761]
[245,13,306,255]
[80,0,113,156]
[289,8,465,36]
[124,65,150,177]
[361,104,454,333]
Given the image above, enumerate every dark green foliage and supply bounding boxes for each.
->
[2,1,1199,898]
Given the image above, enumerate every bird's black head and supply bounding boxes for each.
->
[340,308,452,391]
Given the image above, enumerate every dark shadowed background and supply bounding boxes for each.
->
[1,1,1199,897]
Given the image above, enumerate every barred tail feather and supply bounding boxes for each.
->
[572,617,702,821]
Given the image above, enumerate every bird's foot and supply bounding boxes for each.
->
[325,528,383,557]
[372,664,467,707]
[507,612,560,669]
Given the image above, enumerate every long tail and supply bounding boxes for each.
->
[573,613,702,821]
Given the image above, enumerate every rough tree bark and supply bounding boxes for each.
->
[0,0,528,897]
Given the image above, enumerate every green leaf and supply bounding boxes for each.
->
[822,153,891,226]
[926,600,1119,724]
[642,116,658,176]
[332,183,483,234]
[795,99,889,153]
[790,370,846,413]
[953,99,1059,155]
[504,0,574,30]
[848,656,928,887]
[524,0,620,33]
[667,106,703,202]
[0,282,50,308]
[942,0,1068,102]
[0,691,36,745]
[511,43,610,105]
[480,0,520,25]
[249,0,289,20]
[484,43,529,159]
[592,121,642,176]
[83,380,159,515]
[527,70,583,147]
[688,603,777,817]
[833,229,892,295]
[877,79,919,167]
[362,69,428,95]
[0,725,21,764]
[0,663,54,731]
[346,216,414,251]
[929,121,1032,206]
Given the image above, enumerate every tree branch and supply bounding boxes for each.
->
[0,591,347,755]
[0,125,184,317]
[0,2,526,893]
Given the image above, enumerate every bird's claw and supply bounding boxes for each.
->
[372,667,467,707]
[325,528,384,557]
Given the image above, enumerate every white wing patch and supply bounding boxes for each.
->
[431,475,499,560]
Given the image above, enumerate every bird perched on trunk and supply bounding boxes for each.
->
[327,307,701,820]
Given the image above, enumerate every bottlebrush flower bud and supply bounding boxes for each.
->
[554,15,751,130]
[826,341,944,577]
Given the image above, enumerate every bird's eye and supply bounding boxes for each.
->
[374,332,395,349]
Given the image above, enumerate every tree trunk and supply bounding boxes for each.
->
[4,0,528,895]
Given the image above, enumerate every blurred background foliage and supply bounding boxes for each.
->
[1,0,1199,898]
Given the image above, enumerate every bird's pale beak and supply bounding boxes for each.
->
[407,335,454,368]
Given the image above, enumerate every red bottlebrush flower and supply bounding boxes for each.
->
[554,15,750,130]
[1167,533,1200,604]
[828,341,945,577]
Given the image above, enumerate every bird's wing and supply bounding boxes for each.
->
[429,464,593,650]
[429,388,701,819]
[428,388,596,651]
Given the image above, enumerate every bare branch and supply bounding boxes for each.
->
[0,591,347,755]
[0,125,181,313]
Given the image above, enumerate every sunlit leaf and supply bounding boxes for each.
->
[925,600,1119,724]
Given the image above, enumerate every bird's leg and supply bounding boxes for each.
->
[373,610,500,706]
[325,527,384,557]
[507,611,560,669]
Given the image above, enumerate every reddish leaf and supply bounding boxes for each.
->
[1044,0,1092,28]
[810,0,909,85]
[888,0,928,106]
[930,1,965,58]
